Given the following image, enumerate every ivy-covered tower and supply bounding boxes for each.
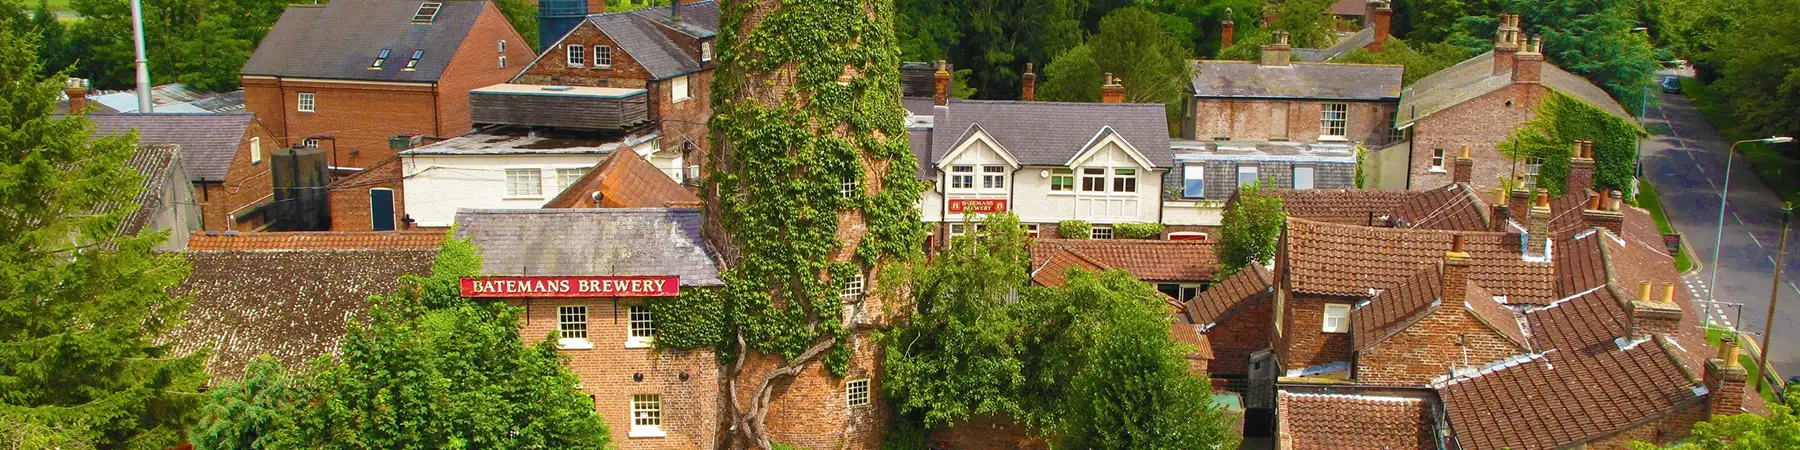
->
[704,0,924,448]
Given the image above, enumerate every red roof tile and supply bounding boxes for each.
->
[544,149,701,209]
[187,231,446,251]
[1030,239,1218,283]
[1278,391,1434,450]
[1462,282,1528,350]
[1030,248,1106,287]
[1283,218,1557,302]
[1393,183,1491,231]
[1182,264,1272,326]
[1352,266,1443,351]
[1259,183,1490,232]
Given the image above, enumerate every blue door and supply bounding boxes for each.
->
[370,188,395,231]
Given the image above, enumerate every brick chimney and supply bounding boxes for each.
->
[1444,234,1471,303]
[1513,35,1544,84]
[1221,8,1236,48]
[1490,188,1511,232]
[933,60,950,107]
[1453,144,1475,184]
[1705,335,1749,418]
[1261,31,1292,67]
[1566,140,1595,196]
[1493,14,1518,76]
[1582,188,1624,235]
[1021,63,1036,101]
[588,0,604,15]
[1628,281,1684,338]
[65,78,89,115]
[1526,189,1551,258]
[1101,73,1125,103]
[1366,1,1392,52]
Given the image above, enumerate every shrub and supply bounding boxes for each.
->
[1058,220,1092,239]
[1113,222,1164,240]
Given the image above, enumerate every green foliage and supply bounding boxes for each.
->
[1700,0,1800,143]
[494,0,540,52]
[0,414,96,450]
[879,416,930,450]
[1090,7,1192,129]
[1333,38,1474,86]
[1439,0,1662,116]
[1040,44,1102,102]
[894,0,1085,100]
[65,0,288,91]
[1215,181,1286,279]
[607,0,670,13]
[1113,222,1165,240]
[1057,220,1092,239]
[0,27,208,450]
[1390,0,1496,43]
[1631,390,1800,449]
[191,357,306,450]
[1354,143,1369,188]
[649,287,726,350]
[1496,92,1645,196]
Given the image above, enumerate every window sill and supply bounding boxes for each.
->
[1426,167,1448,174]
[502,196,545,201]
[566,63,586,68]
[557,338,593,350]
[628,427,667,438]
[595,65,613,69]
[1321,330,1349,334]
[1318,136,1349,142]
[625,338,653,349]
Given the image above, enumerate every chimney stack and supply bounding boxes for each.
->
[589,0,604,15]
[65,78,89,115]
[1566,140,1595,197]
[933,60,950,107]
[1021,63,1036,101]
[1513,34,1544,84]
[1366,1,1392,52]
[1261,31,1292,66]
[1101,73,1125,103]
[1490,188,1511,232]
[1221,8,1236,48]
[1493,14,1519,76]
[1705,335,1749,418]
[1629,281,1684,338]
[1443,234,1472,304]
[1526,189,1551,258]
[1452,144,1475,184]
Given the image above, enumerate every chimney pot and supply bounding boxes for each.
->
[1101,73,1126,103]
[933,60,950,107]
[1536,189,1549,207]
[1639,281,1653,302]
[1452,144,1475,184]
[1221,8,1236,48]
[1721,336,1740,367]
[1261,31,1293,66]
[65,78,89,115]
[1450,234,1466,253]
[1663,283,1676,304]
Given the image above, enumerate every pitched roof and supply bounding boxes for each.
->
[1283,218,1556,302]
[1277,392,1434,450]
[187,231,447,251]
[89,113,253,181]
[1352,266,1443,350]
[1190,59,1402,100]
[453,208,722,286]
[570,1,718,80]
[1331,0,1370,16]
[243,0,488,82]
[1030,239,1219,283]
[112,144,182,237]
[544,148,701,208]
[1395,50,1632,128]
[1254,183,1490,231]
[1391,183,1490,231]
[1294,27,1379,63]
[1029,247,1107,287]
[166,249,439,378]
[1183,264,1272,327]
[914,99,1173,168]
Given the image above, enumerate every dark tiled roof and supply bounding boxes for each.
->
[580,1,719,80]
[1277,392,1434,450]
[1283,218,1556,302]
[1352,266,1442,351]
[543,149,701,208]
[243,0,487,82]
[1183,264,1272,326]
[113,144,182,237]
[167,249,438,378]
[1396,51,1632,128]
[187,231,447,251]
[1294,27,1379,63]
[1031,239,1219,283]
[89,113,252,181]
[1190,59,1402,100]
[922,99,1173,168]
[454,208,722,286]
[1331,0,1369,16]
[1392,183,1490,231]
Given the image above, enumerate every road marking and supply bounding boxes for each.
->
[1734,211,1745,226]
[1752,232,1765,248]
[1791,282,1800,297]
[1770,255,1779,266]
[1707,177,1717,189]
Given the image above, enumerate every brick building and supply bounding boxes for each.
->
[1163,139,1359,232]
[398,127,660,227]
[1029,238,1219,302]
[242,0,533,169]
[454,208,724,450]
[1184,33,1403,146]
[89,113,282,232]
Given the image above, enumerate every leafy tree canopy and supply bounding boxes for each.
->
[1214,181,1286,279]
[1038,7,1190,132]
[1441,0,1663,116]
[1333,38,1474,86]
[1631,391,1800,449]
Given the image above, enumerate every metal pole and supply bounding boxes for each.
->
[129,0,152,113]
[1756,202,1794,392]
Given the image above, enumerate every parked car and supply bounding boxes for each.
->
[1661,77,1682,93]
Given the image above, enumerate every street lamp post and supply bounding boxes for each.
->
[1756,202,1794,393]
[1709,136,1798,305]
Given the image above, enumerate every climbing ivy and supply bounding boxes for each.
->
[648,287,726,350]
[1497,92,1646,197]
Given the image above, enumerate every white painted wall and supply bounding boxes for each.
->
[1011,141,1165,225]
[403,153,614,227]
[1161,200,1227,226]
[937,138,1015,223]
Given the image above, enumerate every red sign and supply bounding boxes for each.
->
[460,276,680,298]
[948,198,1009,214]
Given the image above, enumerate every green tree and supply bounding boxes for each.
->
[1390,0,1495,43]
[1215,181,1286,279]
[1438,0,1662,116]
[1333,38,1473,86]
[190,357,307,450]
[1039,44,1102,102]
[66,0,295,91]
[895,0,1086,100]
[1496,92,1645,196]
[1705,0,1800,143]
[1091,7,1191,127]
[495,0,539,51]
[1631,391,1800,449]
[0,27,208,449]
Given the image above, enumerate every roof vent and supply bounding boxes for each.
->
[413,2,442,23]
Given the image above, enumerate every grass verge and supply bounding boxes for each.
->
[1681,77,1800,205]
[1634,180,1696,272]
[1707,327,1783,404]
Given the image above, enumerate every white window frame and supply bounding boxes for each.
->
[671,75,691,103]
[1293,166,1315,190]
[629,394,665,438]
[1237,165,1259,187]
[404,50,423,70]
[1091,225,1113,240]
[1025,223,1040,239]
[554,167,588,195]
[1157,283,1203,301]
[296,92,315,113]
[1322,303,1350,333]
[700,42,712,62]
[594,45,613,68]
[505,168,544,198]
[1080,167,1107,192]
[846,379,871,407]
[1523,157,1544,193]
[948,165,975,190]
[1430,148,1446,172]
[497,40,506,53]
[840,176,858,199]
[840,272,865,304]
[250,137,262,164]
[558,305,592,349]
[1182,164,1204,198]
[1320,102,1349,139]
[948,222,985,239]
[567,44,586,66]
[1112,168,1138,193]
[627,305,654,348]
[980,165,1007,191]
[498,55,507,69]
[1049,168,1075,193]
[302,138,320,148]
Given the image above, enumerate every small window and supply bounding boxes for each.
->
[497,40,506,53]
[555,167,587,194]
[630,394,664,437]
[1081,168,1107,192]
[1091,226,1113,240]
[505,168,543,197]
[250,137,262,164]
[1293,166,1315,190]
[949,165,975,190]
[948,222,985,239]
[1387,109,1405,143]
[1524,157,1544,192]
[1157,283,1202,301]
[1050,169,1075,192]
[1182,164,1204,198]
[558,305,589,343]
[846,379,871,407]
[627,305,654,347]
[1112,168,1137,192]
[1430,148,1446,170]
[594,45,613,67]
[700,41,713,62]
[297,92,315,113]
[302,138,320,148]
[498,56,506,68]
[1322,304,1350,333]
[840,272,865,304]
[672,75,691,102]
[567,45,585,66]
[1320,102,1349,138]
[1025,223,1040,239]
[840,176,858,199]
[413,2,442,22]
[371,49,390,68]
[982,165,1006,190]
[405,50,423,70]
[1237,165,1259,187]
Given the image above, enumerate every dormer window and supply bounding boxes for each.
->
[413,2,442,23]
[404,50,423,70]
[701,41,713,62]
[370,49,390,69]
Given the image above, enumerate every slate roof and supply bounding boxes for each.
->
[907,99,1174,169]
[1190,59,1402,100]
[453,208,722,286]
[89,113,252,181]
[112,144,182,237]
[564,1,718,80]
[1182,264,1272,327]
[243,0,487,82]
[167,249,439,378]
[1277,392,1435,450]
[1294,27,1379,63]
[1030,239,1219,283]
[543,148,702,208]
[187,231,447,251]
[1283,218,1557,303]
[1331,0,1370,16]
[1395,50,1632,128]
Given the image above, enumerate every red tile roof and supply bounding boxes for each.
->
[187,231,446,251]
[1277,392,1434,450]
[1258,183,1490,232]
[1283,218,1557,302]
[1352,266,1443,351]
[1030,239,1219,283]
[1029,247,1107,287]
[543,148,701,209]
[1392,183,1491,231]
[1182,264,1272,327]
[1461,282,1527,350]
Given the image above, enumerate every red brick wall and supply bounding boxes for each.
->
[516,23,657,88]
[1408,84,1548,190]
[1279,294,1354,373]
[328,158,405,231]
[260,79,439,169]
[1189,98,1396,146]
[927,415,1048,450]
[201,120,284,231]
[1204,298,1272,377]
[439,2,536,138]
[242,78,289,147]
[735,338,886,450]
[1353,306,1526,385]
[506,297,723,450]
[1580,402,1704,449]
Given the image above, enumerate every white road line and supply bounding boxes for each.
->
[1695,162,1708,175]
[1734,211,1746,225]
[1791,282,1800,296]
[1708,177,1718,189]
[1752,232,1766,248]
[1770,255,1779,266]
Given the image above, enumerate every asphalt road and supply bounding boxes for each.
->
[1640,74,1800,381]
